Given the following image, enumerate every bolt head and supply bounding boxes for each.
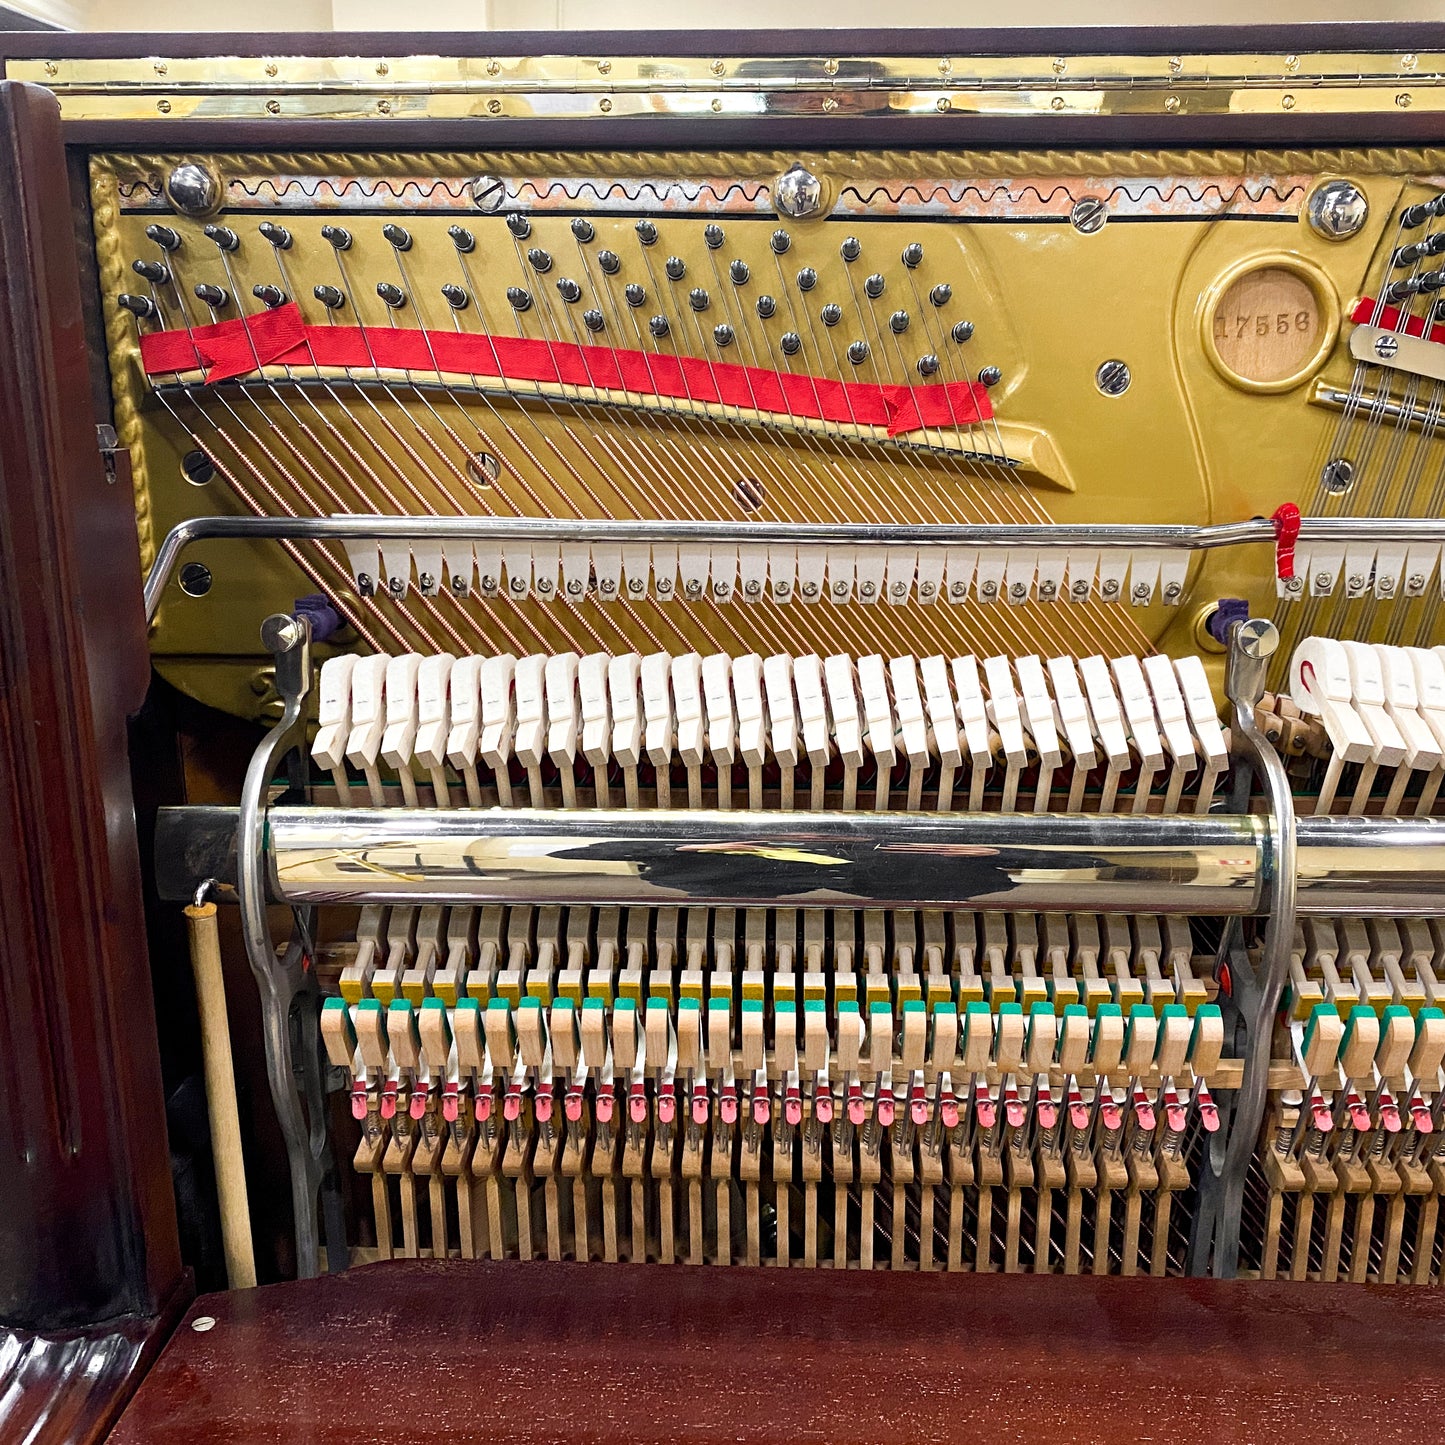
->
[775,164,824,220]
[1307,179,1368,241]
[164,162,221,217]
[1236,617,1279,659]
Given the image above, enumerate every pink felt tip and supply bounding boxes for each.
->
[534,1094,553,1122]
[595,1094,613,1123]
[848,1099,866,1126]
[816,1097,835,1124]
[877,1098,896,1127]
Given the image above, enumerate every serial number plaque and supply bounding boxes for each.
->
[1210,266,1321,386]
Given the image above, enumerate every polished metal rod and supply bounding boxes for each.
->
[142,513,1445,623]
[245,807,1445,916]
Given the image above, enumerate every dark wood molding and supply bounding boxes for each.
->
[113,1258,1445,1444]
[0,80,183,1331]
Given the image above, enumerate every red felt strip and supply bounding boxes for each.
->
[137,302,992,435]
[1351,296,1445,344]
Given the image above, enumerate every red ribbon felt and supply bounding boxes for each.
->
[1351,296,1445,344]
[138,302,992,435]
[1271,502,1301,581]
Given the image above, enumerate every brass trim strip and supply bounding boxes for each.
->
[11,50,1445,123]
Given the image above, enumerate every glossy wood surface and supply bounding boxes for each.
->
[114,1259,1445,1444]
[0,79,181,1332]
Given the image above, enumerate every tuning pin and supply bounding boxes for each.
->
[917,353,940,377]
[376,281,406,309]
[1387,276,1422,302]
[321,224,352,250]
[1394,242,1424,267]
[1429,232,1445,256]
[144,223,182,252]
[441,283,469,310]
[507,286,533,312]
[902,242,924,268]
[203,224,239,252]
[729,259,750,285]
[665,256,686,281]
[840,236,861,262]
[556,277,582,303]
[598,249,621,274]
[570,217,596,243]
[889,309,909,333]
[847,340,870,365]
[770,228,791,255]
[649,314,670,338]
[624,282,646,307]
[313,284,346,310]
[930,283,952,306]
[979,365,1002,386]
[700,222,724,249]
[1421,269,1445,294]
[448,225,476,253]
[1432,195,1445,217]
[193,283,228,309]
[713,323,734,347]
[820,302,842,327]
[527,247,553,274]
[1403,201,1434,229]
[780,331,802,356]
[951,319,974,343]
[119,290,163,322]
[635,219,658,245]
[131,258,170,285]
[505,213,532,239]
[583,308,605,332]
[252,283,288,308]
[258,221,292,249]
[796,267,818,292]
[864,273,885,299]
[688,287,710,312]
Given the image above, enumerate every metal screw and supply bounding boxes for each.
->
[510,577,526,595]
[451,575,469,595]
[1164,94,1181,113]
[264,62,278,78]
[891,581,908,598]
[775,583,792,600]
[599,578,616,595]
[1095,359,1131,396]
[356,572,374,598]
[685,578,704,598]
[377,100,392,114]
[487,98,502,115]
[1010,581,1027,600]
[1132,582,1151,601]
[486,59,501,76]
[745,579,763,597]
[656,578,673,595]
[820,97,836,113]
[1072,579,1090,598]
[1236,617,1279,660]
[1398,92,1413,109]
[388,577,405,596]
[1163,581,1182,602]
[155,60,168,75]
[713,581,730,599]
[629,578,645,594]
[566,579,584,596]
[823,58,839,74]
[859,581,876,599]
[472,175,506,212]
[536,577,554,595]
[418,572,435,593]
[1102,579,1120,597]
[481,575,499,595]
[936,97,951,113]
[597,58,612,74]
[1380,576,1397,595]
[192,1316,217,1333]
[157,99,172,114]
[919,582,936,599]
[800,581,819,599]
[1403,52,1419,70]
[1070,197,1107,234]
[1284,575,1304,595]
[599,98,612,113]
[950,581,967,599]
[266,99,281,115]
[833,581,849,598]
[710,59,726,76]
[376,61,389,76]
[980,581,998,600]
[938,58,952,74]
[1281,94,1296,110]
[1169,56,1183,74]
[1039,580,1058,600]
[1285,54,1300,71]
[1409,572,1427,591]
[1315,572,1331,590]
[44,61,57,76]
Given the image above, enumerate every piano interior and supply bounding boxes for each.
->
[10,37,1445,1419]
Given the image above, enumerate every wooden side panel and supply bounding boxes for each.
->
[0,80,182,1329]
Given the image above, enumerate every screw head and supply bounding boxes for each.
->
[480,575,499,595]
[684,578,704,598]
[745,579,763,597]
[656,577,674,596]
[1102,579,1120,598]
[1307,179,1368,240]
[775,164,825,220]
[471,175,506,212]
[1071,579,1090,598]
[1070,197,1108,234]
[859,581,876,599]
[1236,617,1279,659]
[192,1316,217,1333]
[535,577,554,596]
[628,577,645,594]
[1095,359,1131,396]
[266,98,282,115]
[566,579,584,597]
[980,581,998,600]
[1009,581,1027,600]
[919,581,936,599]
[950,581,967,599]
[164,162,221,217]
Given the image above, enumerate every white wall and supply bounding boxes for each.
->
[11,0,1445,31]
